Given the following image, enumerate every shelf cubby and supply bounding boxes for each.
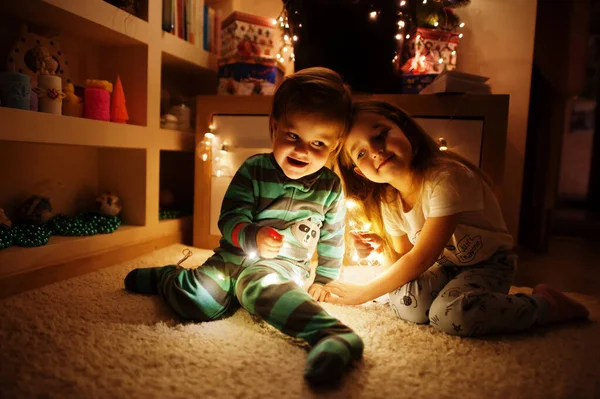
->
[159,150,195,219]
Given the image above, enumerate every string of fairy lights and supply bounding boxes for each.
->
[273,0,468,72]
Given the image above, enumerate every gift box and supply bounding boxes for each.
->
[399,28,459,75]
[221,11,282,59]
[397,28,459,93]
[399,73,437,94]
[217,55,285,95]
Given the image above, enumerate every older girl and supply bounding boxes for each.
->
[325,100,588,337]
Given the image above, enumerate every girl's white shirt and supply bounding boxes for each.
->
[381,167,514,266]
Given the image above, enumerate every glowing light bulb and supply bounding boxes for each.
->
[201,153,208,162]
[293,35,298,41]
[346,199,357,209]
[398,20,405,28]
[216,169,223,177]
[434,21,439,27]
[400,0,406,5]
[369,11,377,20]
[272,19,277,25]
[299,23,303,27]
[248,251,257,259]
[363,222,371,230]
[279,16,283,22]
[459,33,464,38]
[261,273,280,287]
[284,35,289,41]
[460,22,465,28]
[416,35,421,41]
[438,58,443,64]
[406,34,411,39]
[204,132,215,139]
[283,46,288,52]
[285,23,289,28]
[395,34,402,40]
[452,50,456,55]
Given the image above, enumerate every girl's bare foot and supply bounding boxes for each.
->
[533,283,589,325]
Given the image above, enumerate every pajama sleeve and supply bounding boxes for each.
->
[314,180,346,285]
[217,159,261,254]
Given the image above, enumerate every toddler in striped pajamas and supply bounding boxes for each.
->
[124,67,363,385]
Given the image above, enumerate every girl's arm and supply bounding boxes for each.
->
[325,214,458,304]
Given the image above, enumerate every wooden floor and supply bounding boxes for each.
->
[515,234,600,296]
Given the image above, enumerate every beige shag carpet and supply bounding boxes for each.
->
[1,244,599,399]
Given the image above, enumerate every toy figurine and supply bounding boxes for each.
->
[17,195,53,224]
[96,192,122,216]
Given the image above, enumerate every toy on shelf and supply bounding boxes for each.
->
[159,189,175,208]
[111,75,129,124]
[17,195,53,224]
[0,209,12,228]
[96,192,122,216]
[62,83,83,117]
[6,25,72,88]
[85,79,113,121]
[0,71,31,110]
[35,74,65,114]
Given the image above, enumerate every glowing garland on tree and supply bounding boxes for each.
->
[275,0,470,72]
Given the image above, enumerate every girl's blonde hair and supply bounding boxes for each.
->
[336,100,494,260]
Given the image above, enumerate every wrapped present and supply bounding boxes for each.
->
[399,73,437,94]
[221,11,281,59]
[218,55,285,95]
[399,28,459,75]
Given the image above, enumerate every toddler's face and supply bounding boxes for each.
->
[271,115,339,180]
[345,112,413,184]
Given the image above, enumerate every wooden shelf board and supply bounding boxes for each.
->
[157,128,195,152]
[2,0,149,46]
[0,219,191,279]
[161,32,218,71]
[0,107,149,149]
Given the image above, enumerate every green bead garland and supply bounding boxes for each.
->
[48,213,121,236]
[0,226,14,250]
[12,224,52,247]
[159,208,192,220]
[0,212,121,251]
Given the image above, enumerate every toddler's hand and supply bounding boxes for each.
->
[256,227,283,259]
[308,283,328,302]
[350,230,383,259]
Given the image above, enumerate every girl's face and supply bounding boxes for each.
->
[345,112,413,184]
[271,115,339,180]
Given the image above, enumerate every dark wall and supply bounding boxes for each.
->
[285,0,402,93]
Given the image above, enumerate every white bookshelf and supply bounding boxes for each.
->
[0,0,217,296]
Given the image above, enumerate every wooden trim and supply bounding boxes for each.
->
[193,94,510,250]
[0,231,190,299]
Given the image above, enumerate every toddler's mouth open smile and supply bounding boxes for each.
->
[287,157,309,168]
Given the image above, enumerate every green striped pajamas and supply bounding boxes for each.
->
[126,153,363,383]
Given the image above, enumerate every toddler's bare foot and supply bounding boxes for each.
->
[533,283,589,325]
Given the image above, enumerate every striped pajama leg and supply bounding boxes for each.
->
[235,261,364,385]
[125,253,241,322]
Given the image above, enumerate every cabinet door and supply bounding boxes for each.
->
[414,118,484,167]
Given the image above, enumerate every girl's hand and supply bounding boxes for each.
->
[307,283,328,302]
[323,281,369,305]
[350,231,383,259]
[256,227,283,259]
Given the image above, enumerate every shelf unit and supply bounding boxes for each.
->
[0,0,219,297]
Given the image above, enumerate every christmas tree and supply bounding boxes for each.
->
[412,0,471,31]
[111,75,129,124]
